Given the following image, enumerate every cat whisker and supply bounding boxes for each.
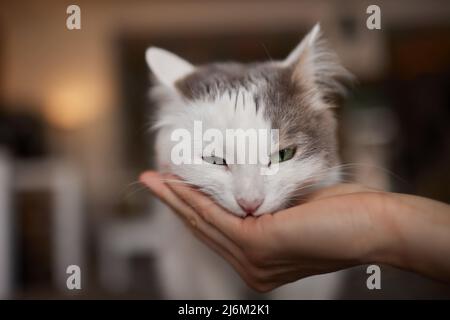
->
[122,180,151,200]
[158,178,196,186]
[323,162,407,185]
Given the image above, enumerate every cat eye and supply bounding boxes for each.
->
[270,146,297,165]
[202,155,227,166]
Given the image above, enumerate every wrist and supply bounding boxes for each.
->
[363,191,450,281]
[360,191,407,268]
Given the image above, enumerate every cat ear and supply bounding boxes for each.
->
[146,47,194,88]
[283,23,353,107]
[283,23,322,66]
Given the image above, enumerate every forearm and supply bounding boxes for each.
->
[375,192,450,282]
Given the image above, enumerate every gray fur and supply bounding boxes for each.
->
[174,57,349,168]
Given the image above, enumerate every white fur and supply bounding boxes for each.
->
[153,86,336,217]
[145,30,344,299]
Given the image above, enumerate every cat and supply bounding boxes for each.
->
[145,24,353,299]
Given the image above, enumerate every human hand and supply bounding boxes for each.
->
[140,171,400,292]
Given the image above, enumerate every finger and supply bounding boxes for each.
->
[165,175,244,241]
[141,172,280,291]
[191,229,258,289]
[140,171,198,222]
[140,171,246,259]
[185,207,250,267]
[195,226,288,291]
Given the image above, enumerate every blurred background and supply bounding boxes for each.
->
[0,0,449,299]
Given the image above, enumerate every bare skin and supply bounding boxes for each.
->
[140,171,450,292]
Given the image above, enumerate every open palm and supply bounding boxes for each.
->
[140,171,391,292]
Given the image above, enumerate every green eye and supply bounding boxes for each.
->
[270,147,297,164]
[202,155,227,166]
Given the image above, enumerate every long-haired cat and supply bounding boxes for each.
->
[145,24,353,299]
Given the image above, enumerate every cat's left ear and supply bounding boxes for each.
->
[283,23,353,107]
[146,47,195,88]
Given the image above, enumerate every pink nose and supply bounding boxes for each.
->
[237,198,263,216]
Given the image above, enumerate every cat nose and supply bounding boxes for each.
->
[237,198,263,216]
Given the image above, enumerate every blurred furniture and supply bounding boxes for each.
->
[98,203,161,294]
[14,159,85,292]
[0,149,12,299]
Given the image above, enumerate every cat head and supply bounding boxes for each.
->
[146,24,353,217]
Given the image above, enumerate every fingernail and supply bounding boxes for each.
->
[140,172,161,189]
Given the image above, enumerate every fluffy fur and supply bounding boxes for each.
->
[147,24,352,217]
[145,24,353,299]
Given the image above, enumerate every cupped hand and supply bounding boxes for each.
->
[140,171,396,292]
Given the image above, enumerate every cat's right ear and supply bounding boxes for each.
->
[282,24,353,108]
[145,47,194,88]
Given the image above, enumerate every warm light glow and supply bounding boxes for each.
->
[45,82,105,130]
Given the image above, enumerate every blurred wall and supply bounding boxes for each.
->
[1,0,449,215]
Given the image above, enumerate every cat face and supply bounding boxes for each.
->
[147,24,352,217]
